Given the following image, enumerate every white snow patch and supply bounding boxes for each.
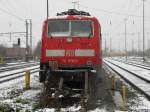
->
[88,108,107,112]
[36,108,55,112]
[136,97,150,110]
[35,105,81,112]
[20,89,41,99]
[61,105,81,112]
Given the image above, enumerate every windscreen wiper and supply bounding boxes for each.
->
[88,33,92,38]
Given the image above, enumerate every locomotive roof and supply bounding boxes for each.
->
[57,9,91,16]
[44,9,100,25]
[47,15,95,20]
[47,9,96,20]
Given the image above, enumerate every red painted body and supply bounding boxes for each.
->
[40,15,102,68]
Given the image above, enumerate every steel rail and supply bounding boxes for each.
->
[0,66,39,79]
[105,59,150,83]
[0,68,39,84]
[0,63,39,73]
[0,62,39,69]
[112,58,150,69]
[103,59,150,100]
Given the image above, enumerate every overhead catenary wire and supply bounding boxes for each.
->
[80,4,149,49]
[0,0,31,22]
[0,0,15,15]
[66,0,144,19]
[0,7,24,21]
[5,0,18,16]
[78,3,150,20]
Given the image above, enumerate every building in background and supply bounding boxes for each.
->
[5,44,26,57]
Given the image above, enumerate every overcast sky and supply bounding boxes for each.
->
[0,0,150,51]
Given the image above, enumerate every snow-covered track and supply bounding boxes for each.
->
[112,58,150,70]
[105,59,150,83]
[0,62,39,73]
[104,59,150,100]
[0,61,37,67]
[0,66,39,84]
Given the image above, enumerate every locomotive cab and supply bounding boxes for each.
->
[39,9,102,90]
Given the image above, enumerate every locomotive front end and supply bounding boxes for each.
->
[39,9,102,92]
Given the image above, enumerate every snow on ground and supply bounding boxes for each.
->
[104,58,150,111]
[126,88,150,111]
[0,65,39,77]
[4,61,37,66]
[88,108,109,112]
[0,72,42,97]
[136,97,150,110]
[112,56,150,65]
[0,72,82,112]
[36,106,82,112]
[35,108,55,112]
[106,58,150,82]
[1,59,150,111]
[0,62,38,71]
[0,72,42,111]
[7,62,26,65]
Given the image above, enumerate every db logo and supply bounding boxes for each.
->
[65,50,75,56]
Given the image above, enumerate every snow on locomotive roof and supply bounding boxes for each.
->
[47,9,96,19]
[57,9,91,16]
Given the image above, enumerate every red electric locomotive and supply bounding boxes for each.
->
[39,9,102,93]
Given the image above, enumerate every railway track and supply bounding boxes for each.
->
[111,58,150,71]
[0,61,37,67]
[105,59,150,83]
[0,66,40,84]
[104,59,150,100]
[0,62,39,73]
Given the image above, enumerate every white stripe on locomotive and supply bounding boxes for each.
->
[46,49,95,57]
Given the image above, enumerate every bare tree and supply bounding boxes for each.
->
[34,41,41,57]
[0,45,6,57]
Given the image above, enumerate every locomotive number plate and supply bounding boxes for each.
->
[65,50,75,56]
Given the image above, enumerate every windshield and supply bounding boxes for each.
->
[48,20,93,37]
[71,21,93,37]
[48,20,70,36]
